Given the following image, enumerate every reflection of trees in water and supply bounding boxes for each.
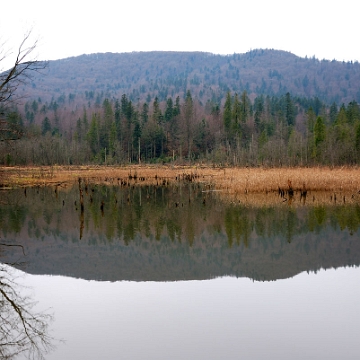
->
[0,250,54,359]
[1,187,360,282]
[1,185,360,246]
[333,205,360,235]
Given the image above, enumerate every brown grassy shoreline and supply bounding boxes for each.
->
[1,165,360,207]
[1,165,360,192]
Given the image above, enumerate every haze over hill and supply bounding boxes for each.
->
[19,49,360,105]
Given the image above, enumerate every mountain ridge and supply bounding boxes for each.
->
[18,49,360,105]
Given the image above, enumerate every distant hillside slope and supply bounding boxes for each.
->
[18,49,360,105]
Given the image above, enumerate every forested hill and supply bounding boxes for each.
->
[4,49,360,167]
[19,49,360,105]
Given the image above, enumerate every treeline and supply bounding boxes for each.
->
[1,90,360,166]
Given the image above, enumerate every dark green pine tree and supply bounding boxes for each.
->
[109,121,117,157]
[355,122,360,153]
[329,102,338,123]
[313,116,326,160]
[232,93,241,137]
[87,113,100,156]
[101,98,114,150]
[3,112,24,141]
[164,98,174,122]
[152,97,163,124]
[82,106,89,133]
[346,101,360,125]
[121,94,129,118]
[141,103,149,124]
[114,99,121,141]
[223,91,232,137]
[254,95,264,131]
[133,119,142,161]
[184,90,194,159]
[285,92,295,126]
[240,90,251,123]
[173,96,181,117]
[41,117,52,135]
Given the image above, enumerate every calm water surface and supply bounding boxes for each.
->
[1,183,360,359]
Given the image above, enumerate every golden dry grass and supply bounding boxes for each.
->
[1,165,360,196]
[2,165,360,207]
[212,167,360,193]
[202,167,360,207]
[0,165,204,187]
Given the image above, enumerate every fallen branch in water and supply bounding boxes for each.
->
[0,243,26,256]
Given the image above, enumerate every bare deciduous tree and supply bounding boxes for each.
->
[0,263,55,359]
[0,30,47,142]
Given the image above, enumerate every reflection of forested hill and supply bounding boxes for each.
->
[1,185,360,281]
[2,226,359,282]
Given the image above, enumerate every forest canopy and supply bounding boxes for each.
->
[1,90,360,167]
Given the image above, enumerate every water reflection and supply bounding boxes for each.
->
[0,257,54,359]
[0,183,359,281]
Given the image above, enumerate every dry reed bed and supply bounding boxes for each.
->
[1,166,360,196]
[204,167,360,207]
[214,167,360,194]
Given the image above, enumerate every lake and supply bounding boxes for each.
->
[1,183,360,359]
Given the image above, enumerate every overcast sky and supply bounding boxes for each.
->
[1,0,359,70]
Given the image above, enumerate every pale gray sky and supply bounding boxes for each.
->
[1,0,359,70]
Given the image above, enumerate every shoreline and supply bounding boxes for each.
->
[1,165,360,191]
[1,165,360,207]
